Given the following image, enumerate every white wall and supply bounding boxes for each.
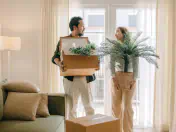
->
[0,0,42,86]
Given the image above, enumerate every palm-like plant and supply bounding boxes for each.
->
[98,32,159,72]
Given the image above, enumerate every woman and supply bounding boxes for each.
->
[111,27,139,132]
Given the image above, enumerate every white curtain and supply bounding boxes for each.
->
[39,0,69,93]
[154,0,175,131]
[0,24,2,81]
[104,56,113,116]
[135,6,156,128]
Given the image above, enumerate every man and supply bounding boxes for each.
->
[52,16,95,119]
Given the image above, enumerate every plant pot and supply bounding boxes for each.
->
[113,71,136,90]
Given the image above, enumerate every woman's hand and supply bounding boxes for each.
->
[112,76,118,89]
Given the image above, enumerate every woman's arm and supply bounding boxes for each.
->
[132,57,139,79]
[110,54,116,77]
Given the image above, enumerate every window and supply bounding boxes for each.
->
[67,5,156,128]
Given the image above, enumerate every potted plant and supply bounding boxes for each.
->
[69,43,96,56]
[98,32,159,76]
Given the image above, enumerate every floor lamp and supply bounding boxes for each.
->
[0,36,21,81]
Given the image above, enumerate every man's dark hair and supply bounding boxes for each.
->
[69,16,83,31]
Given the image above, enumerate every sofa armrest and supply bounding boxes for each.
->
[2,88,8,105]
[48,93,65,117]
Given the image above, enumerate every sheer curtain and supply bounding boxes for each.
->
[134,5,156,128]
[39,0,69,93]
[0,25,2,81]
[154,0,175,131]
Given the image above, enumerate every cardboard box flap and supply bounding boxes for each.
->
[80,116,117,127]
[60,37,89,55]
[71,114,118,127]
[70,114,103,123]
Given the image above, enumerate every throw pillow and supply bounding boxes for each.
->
[37,93,50,117]
[3,81,40,93]
[3,92,41,121]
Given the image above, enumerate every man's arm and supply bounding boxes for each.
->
[51,41,65,71]
[52,41,61,64]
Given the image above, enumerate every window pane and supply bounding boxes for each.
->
[84,9,105,33]
[128,15,137,27]
[88,15,104,27]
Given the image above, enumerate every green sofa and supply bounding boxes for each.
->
[0,86,65,132]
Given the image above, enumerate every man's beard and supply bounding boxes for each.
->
[78,32,84,37]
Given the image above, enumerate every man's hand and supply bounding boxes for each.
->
[54,58,65,72]
[58,62,66,72]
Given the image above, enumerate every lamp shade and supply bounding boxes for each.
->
[0,36,21,51]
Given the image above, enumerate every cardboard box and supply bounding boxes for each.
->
[60,37,99,76]
[66,114,120,132]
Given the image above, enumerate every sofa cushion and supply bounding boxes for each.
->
[3,81,40,93]
[37,93,50,117]
[3,92,41,121]
[0,115,64,132]
[0,84,3,120]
